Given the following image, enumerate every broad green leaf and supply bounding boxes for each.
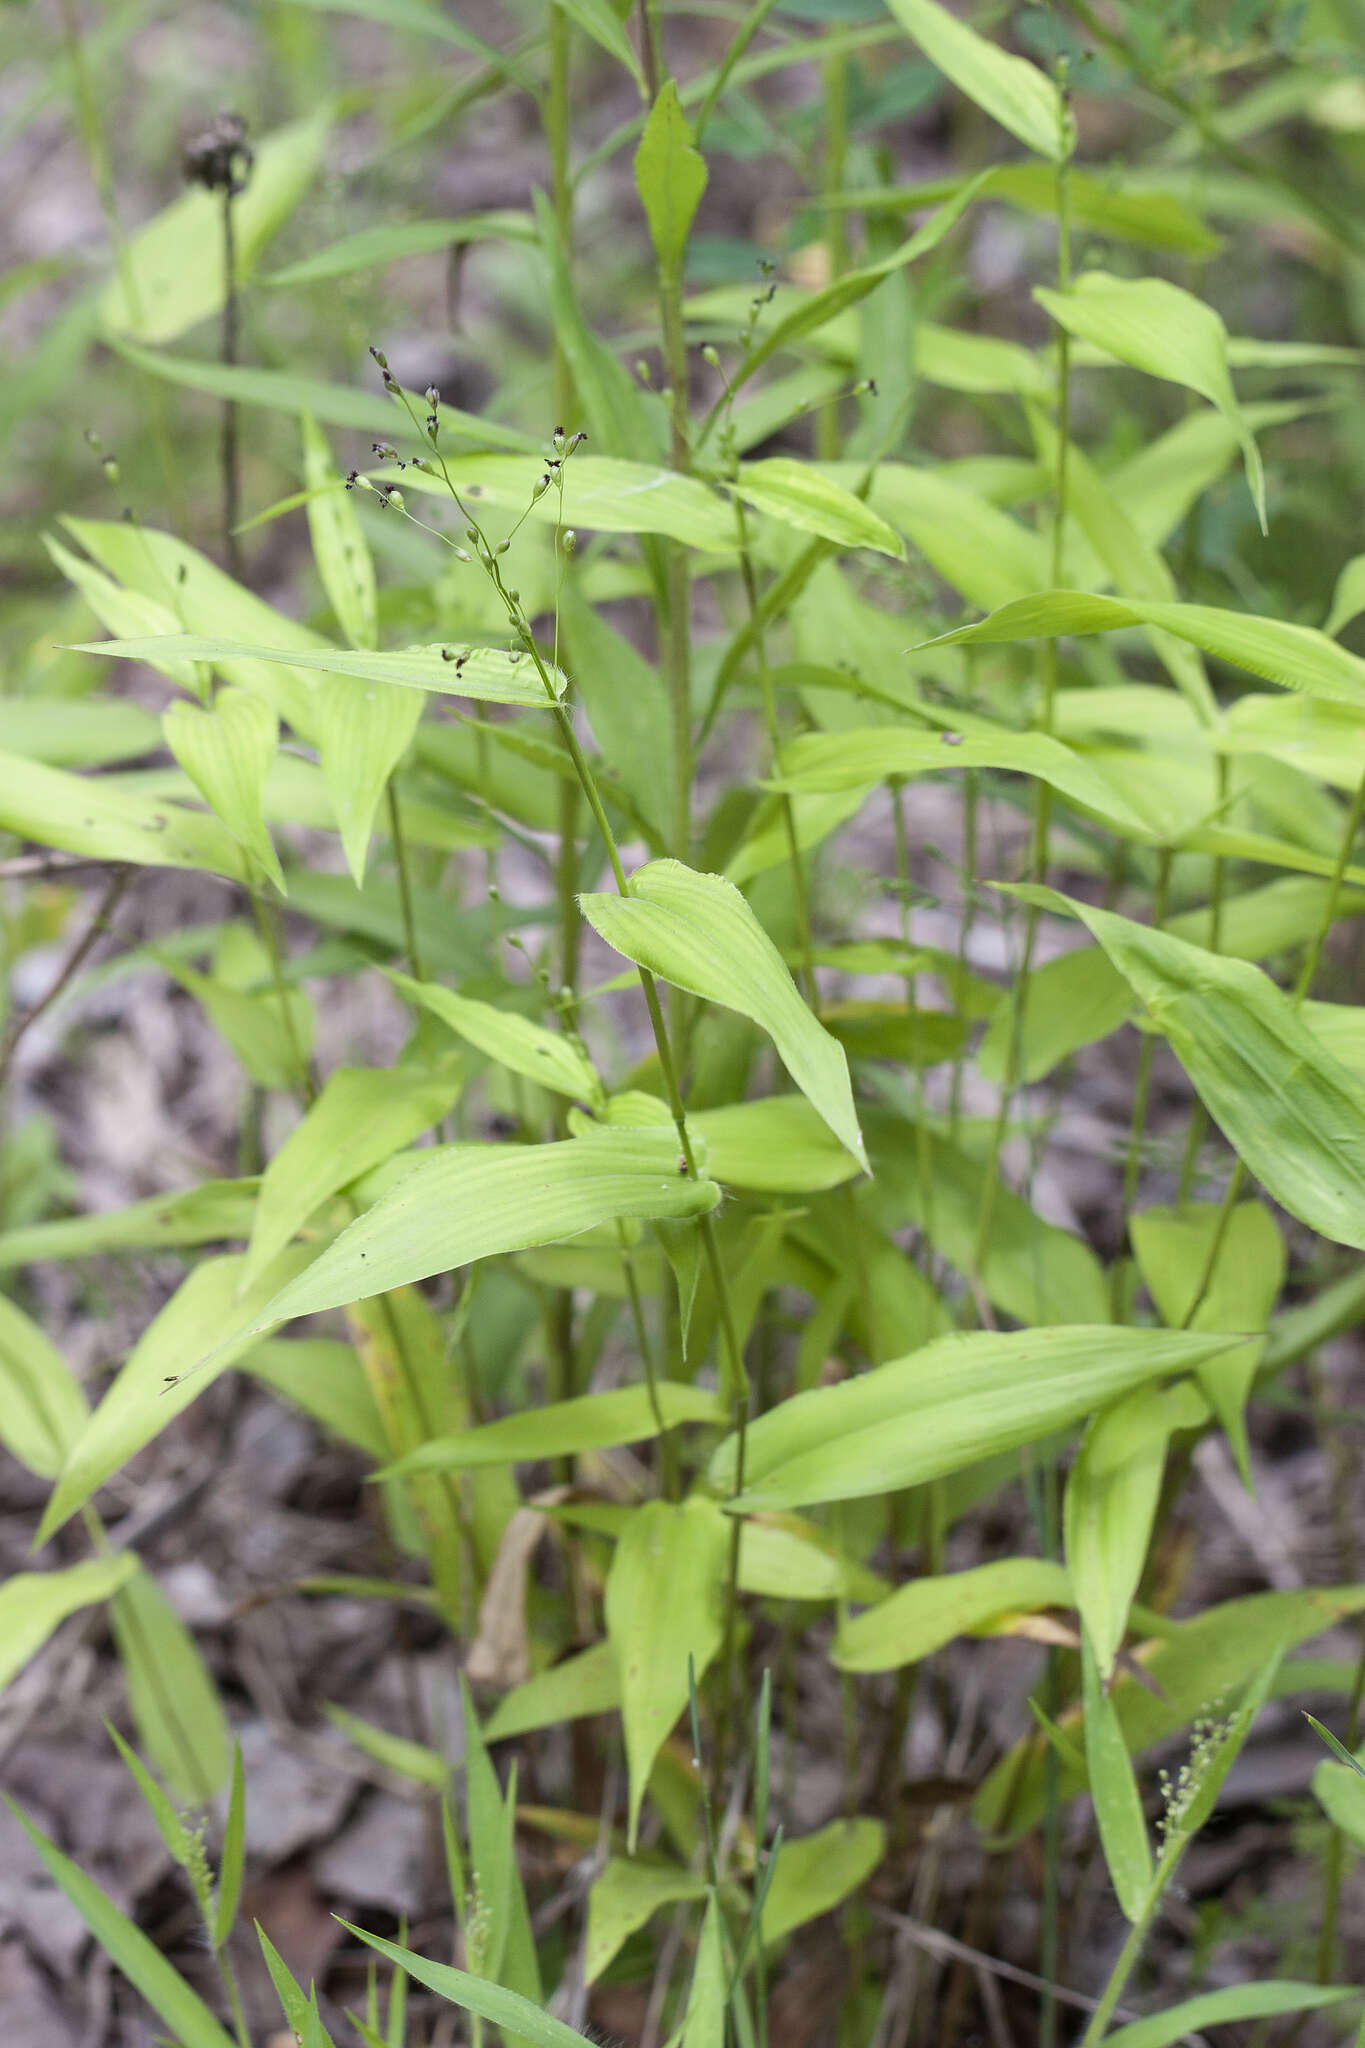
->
[43,532,206,697]
[0,1178,258,1270]
[606,1496,730,1847]
[324,1703,449,1788]
[1082,1636,1152,1922]
[713,1326,1243,1513]
[0,1291,89,1476]
[484,1641,621,1742]
[5,1802,238,2048]
[884,0,1073,160]
[315,671,423,886]
[0,745,247,878]
[38,1251,311,1544]
[384,1384,724,1475]
[0,1556,137,1693]
[585,1858,708,1984]
[159,955,313,1091]
[203,1129,721,1364]
[1013,887,1365,1252]
[739,1515,888,1604]
[109,340,542,454]
[70,634,565,711]
[635,81,708,278]
[727,788,868,891]
[265,211,536,287]
[98,111,330,343]
[163,686,284,891]
[303,411,377,651]
[834,1558,1073,1672]
[924,590,1365,713]
[733,459,903,557]
[555,0,645,88]
[688,1095,862,1192]
[580,860,867,1170]
[110,1566,230,1803]
[1103,1985,1356,2048]
[976,945,1131,1087]
[1130,1201,1284,1484]
[1313,1757,1365,1851]
[461,1683,542,2030]
[340,1927,586,2048]
[680,1892,726,2048]
[1325,553,1365,639]
[762,1816,885,1944]
[1065,1380,1209,1683]
[857,463,1047,607]
[726,173,988,397]
[400,450,734,549]
[1035,273,1264,529]
[0,691,160,770]
[386,970,601,1106]
[774,726,1154,842]
[559,580,668,842]
[868,1118,1109,1327]
[241,1061,463,1291]
[975,1585,1365,1836]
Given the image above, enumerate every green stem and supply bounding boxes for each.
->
[970,144,1071,1295]
[386,782,426,982]
[221,186,242,580]
[815,30,849,464]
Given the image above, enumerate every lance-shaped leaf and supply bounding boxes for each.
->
[315,674,422,885]
[835,1557,1073,1672]
[110,1566,230,1804]
[1082,1633,1152,1923]
[341,1926,589,2048]
[240,1059,464,1291]
[398,452,735,549]
[606,1496,729,1848]
[580,860,867,1170]
[0,1291,89,1477]
[585,1860,708,1985]
[732,459,903,557]
[163,686,284,891]
[1011,885,1365,1251]
[44,532,206,697]
[680,1891,726,2046]
[921,589,1365,711]
[383,1384,724,1476]
[0,746,247,878]
[762,1817,885,1946]
[69,635,565,710]
[635,80,707,277]
[198,1129,721,1369]
[37,1251,313,1544]
[1065,1379,1209,1684]
[774,725,1154,842]
[1102,1986,1356,2048]
[555,0,645,87]
[1036,273,1265,530]
[302,410,377,651]
[0,1556,138,1693]
[386,970,602,1106]
[711,1326,1244,1513]
[1130,1200,1284,1484]
[6,1804,239,2048]
[885,0,1073,160]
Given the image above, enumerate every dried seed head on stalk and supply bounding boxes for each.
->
[182,111,252,195]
